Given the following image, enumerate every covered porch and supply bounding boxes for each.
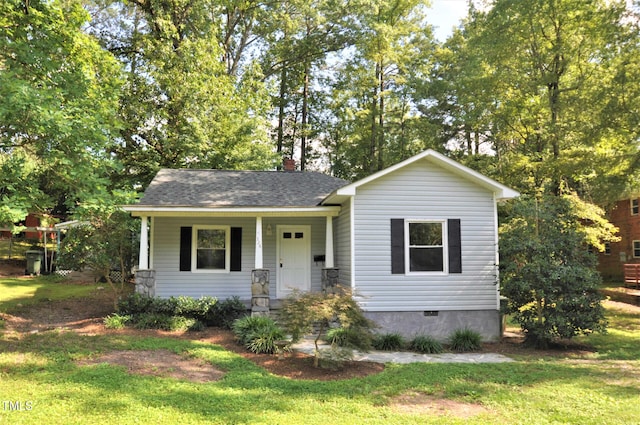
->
[128,207,342,315]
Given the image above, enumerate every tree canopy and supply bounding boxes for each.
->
[2,0,639,225]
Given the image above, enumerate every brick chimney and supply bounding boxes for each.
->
[283,158,296,172]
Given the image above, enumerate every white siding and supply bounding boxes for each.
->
[334,197,352,288]
[352,158,499,312]
[151,216,326,299]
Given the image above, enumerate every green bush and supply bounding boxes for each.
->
[117,293,154,315]
[171,295,217,320]
[317,346,354,370]
[449,328,482,352]
[410,335,444,354]
[133,313,204,332]
[326,326,372,350]
[104,313,132,329]
[134,313,173,330]
[232,315,286,354]
[372,333,406,351]
[117,293,245,330]
[207,296,247,328]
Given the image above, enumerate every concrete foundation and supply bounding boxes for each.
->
[135,269,156,297]
[364,310,501,342]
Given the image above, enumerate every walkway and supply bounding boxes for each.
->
[291,340,514,364]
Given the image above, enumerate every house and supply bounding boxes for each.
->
[597,197,640,281]
[123,150,519,341]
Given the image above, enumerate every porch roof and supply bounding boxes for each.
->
[123,169,348,216]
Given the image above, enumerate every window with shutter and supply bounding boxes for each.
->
[179,226,242,272]
[391,218,462,274]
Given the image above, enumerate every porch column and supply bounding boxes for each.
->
[255,216,263,269]
[325,216,334,268]
[138,216,149,270]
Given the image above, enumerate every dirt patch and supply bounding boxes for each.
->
[0,260,27,277]
[390,391,491,418]
[1,286,115,333]
[78,349,225,383]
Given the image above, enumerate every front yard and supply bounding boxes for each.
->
[0,272,639,424]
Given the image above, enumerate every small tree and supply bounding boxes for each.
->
[499,194,614,348]
[59,208,138,309]
[278,288,375,367]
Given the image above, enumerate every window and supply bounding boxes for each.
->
[631,199,639,215]
[604,242,611,255]
[193,226,229,271]
[407,221,445,272]
[391,218,461,275]
[634,241,640,258]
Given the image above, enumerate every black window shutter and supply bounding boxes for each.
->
[230,227,242,271]
[179,227,192,271]
[448,219,462,274]
[391,219,405,274]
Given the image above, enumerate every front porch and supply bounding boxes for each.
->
[133,212,342,316]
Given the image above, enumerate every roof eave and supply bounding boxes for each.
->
[122,205,341,217]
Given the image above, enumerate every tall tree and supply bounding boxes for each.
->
[261,0,354,170]
[422,0,640,203]
[324,0,435,180]
[0,0,122,224]
[86,0,278,189]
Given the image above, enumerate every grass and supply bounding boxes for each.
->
[1,282,639,424]
[0,275,100,313]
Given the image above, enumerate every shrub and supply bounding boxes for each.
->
[449,328,482,352]
[317,346,354,370]
[278,288,376,367]
[134,313,173,330]
[171,296,217,320]
[232,315,286,354]
[410,335,444,354]
[326,326,372,350]
[133,313,204,331]
[207,296,247,328]
[372,332,406,351]
[118,293,154,315]
[104,313,132,329]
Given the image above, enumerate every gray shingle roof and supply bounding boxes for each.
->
[138,169,349,208]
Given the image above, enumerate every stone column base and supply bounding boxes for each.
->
[135,269,156,297]
[251,269,270,317]
[321,268,340,294]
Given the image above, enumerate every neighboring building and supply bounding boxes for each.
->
[597,197,640,281]
[124,150,519,341]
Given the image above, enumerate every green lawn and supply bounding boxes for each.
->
[1,279,639,424]
[0,276,100,313]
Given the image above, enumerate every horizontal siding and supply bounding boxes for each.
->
[334,197,352,287]
[353,158,499,312]
[151,216,327,299]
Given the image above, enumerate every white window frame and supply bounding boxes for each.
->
[631,199,639,216]
[633,240,640,258]
[192,225,230,273]
[405,219,448,275]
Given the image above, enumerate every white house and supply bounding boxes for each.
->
[123,150,519,341]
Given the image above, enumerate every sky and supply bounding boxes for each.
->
[428,0,471,41]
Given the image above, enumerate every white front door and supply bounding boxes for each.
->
[277,225,311,298]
